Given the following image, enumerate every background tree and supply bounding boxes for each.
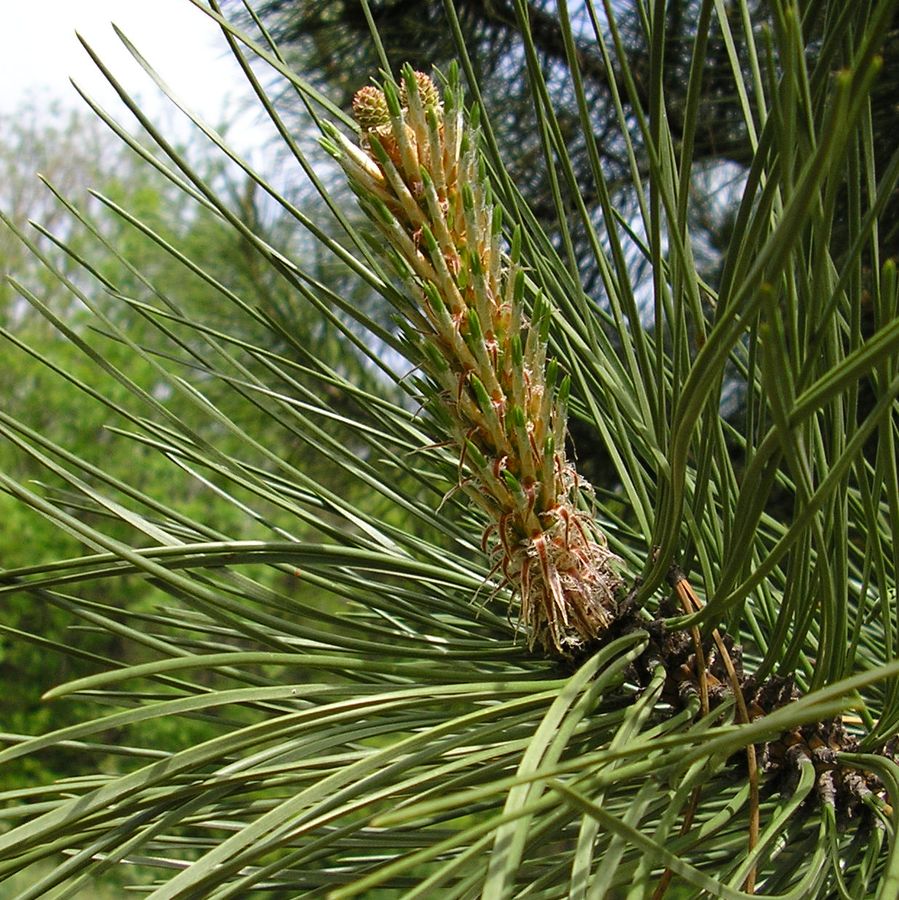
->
[230,0,899,261]
[0,102,392,792]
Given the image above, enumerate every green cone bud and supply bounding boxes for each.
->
[352,86,389,130]
[400,70,441,110]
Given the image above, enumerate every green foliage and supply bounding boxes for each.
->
[1,1,898,896]
[0,103,386,790]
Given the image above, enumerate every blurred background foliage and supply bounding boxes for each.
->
[0,98,397,788]
[232,0,899,269]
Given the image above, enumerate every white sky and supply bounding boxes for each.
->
[2,1,255,147]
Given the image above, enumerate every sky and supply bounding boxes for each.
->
[2,1,255,146]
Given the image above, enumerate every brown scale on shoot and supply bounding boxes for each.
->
[323,63,623,654]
